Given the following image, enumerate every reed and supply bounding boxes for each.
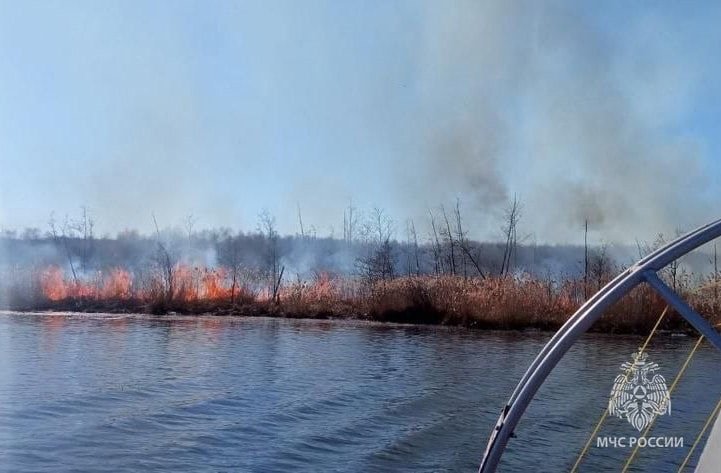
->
[11,265,720,335]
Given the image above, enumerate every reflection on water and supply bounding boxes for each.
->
[0,312,719,472]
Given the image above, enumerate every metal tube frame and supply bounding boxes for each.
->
[478,218,721,472]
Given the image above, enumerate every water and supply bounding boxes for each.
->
[1,312,720,472]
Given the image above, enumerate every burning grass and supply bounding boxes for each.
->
[6,263,719,335]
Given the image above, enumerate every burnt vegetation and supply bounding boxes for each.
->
[1,202,720,334]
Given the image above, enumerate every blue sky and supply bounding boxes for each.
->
[1,1,720,243]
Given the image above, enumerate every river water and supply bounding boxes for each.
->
[0,312,720,472]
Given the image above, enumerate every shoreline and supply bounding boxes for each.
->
[0,308,694,341]
[2,297,698,336]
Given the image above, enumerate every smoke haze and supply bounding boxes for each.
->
[1,1,720,243]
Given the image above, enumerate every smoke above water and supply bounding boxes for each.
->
[0,1,718,243]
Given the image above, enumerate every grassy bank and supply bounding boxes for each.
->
[9,272,720,334]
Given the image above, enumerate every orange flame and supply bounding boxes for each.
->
[101,268,132,299]
[38,264,242,303]
[40,266,67,301]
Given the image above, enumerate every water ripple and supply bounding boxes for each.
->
[0,313,719,472]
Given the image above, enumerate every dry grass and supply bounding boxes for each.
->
[7,265,721,334]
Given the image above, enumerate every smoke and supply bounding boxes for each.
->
[394,0,717,242]
[393,1,528,227]
[516,3,713,241]
[0,1,718,243]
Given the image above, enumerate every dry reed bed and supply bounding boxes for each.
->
[8,268,721,335]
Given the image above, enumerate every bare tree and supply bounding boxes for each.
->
[343,199,358,245]
[454,200,485,279]
[184,214,197,243]
[590,242,612,290]
[358,240,395,284]
[406,219,421,276]
[360,240,395,282]
[217,234,244,304]
[258,210,284,303]
[440,205,457,276]
[453,199,468,277]
[152,214,176,301]
[635,237,652,259]
[458,242,486,279]
[428,208,444,275]
[500,194,522,277]
[357,208,395,283]
[297,202,305,238]
[654,230,683,290]
[48,212,78,285]
[367,207,393,244]
[76,206,95,271]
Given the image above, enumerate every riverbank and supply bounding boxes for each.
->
[8,274,717,335]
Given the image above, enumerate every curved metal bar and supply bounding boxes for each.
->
[645,271,721,352]
[478,218,721,473]
[505,218,721,409]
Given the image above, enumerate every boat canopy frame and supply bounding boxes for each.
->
[478,218,721,472]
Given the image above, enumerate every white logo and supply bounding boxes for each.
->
[609,351,671,431]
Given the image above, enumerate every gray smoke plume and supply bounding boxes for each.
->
[0,1,717,244]
[394,1,715,242]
